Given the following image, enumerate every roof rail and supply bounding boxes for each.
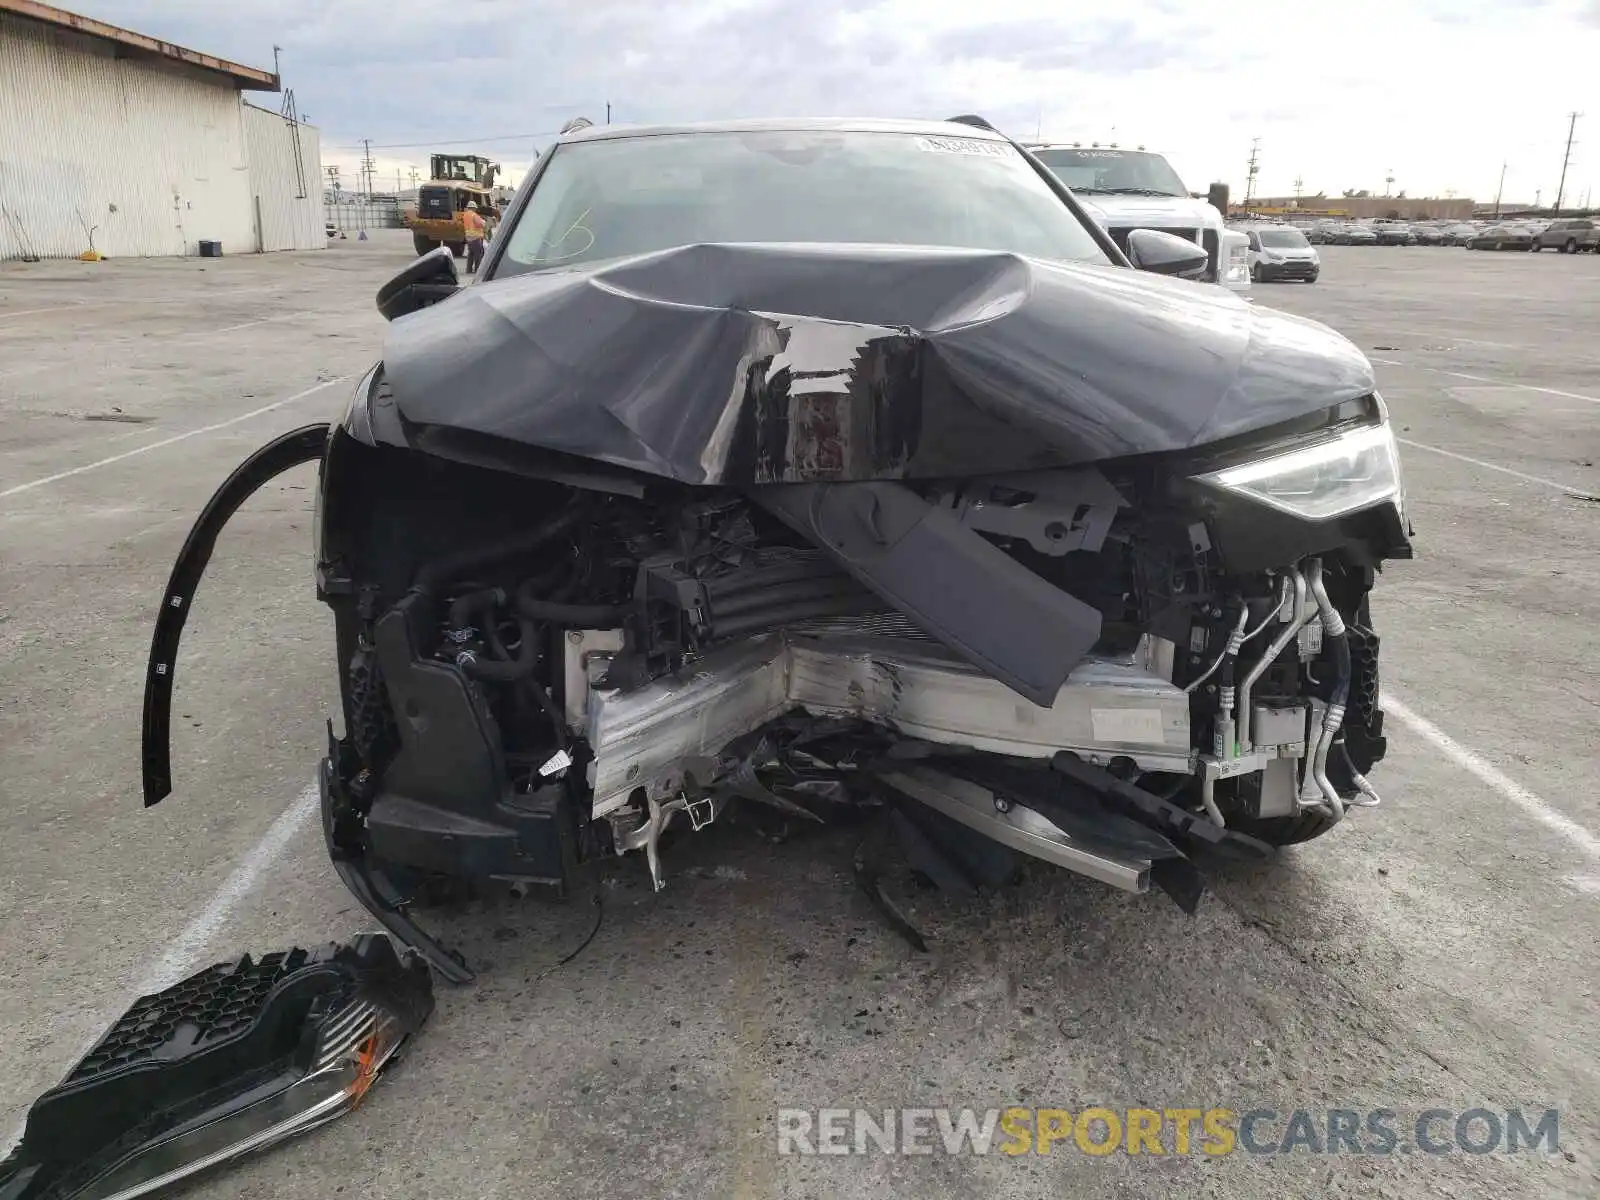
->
[559,117,595,135]
[944,114,999,134]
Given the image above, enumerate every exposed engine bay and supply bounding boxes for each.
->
[285,395,1402,977]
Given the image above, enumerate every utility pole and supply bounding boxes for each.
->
[1552,111,1580,217]
[1384,169,1395,198]
[1293,174,1304,199]
[1494,162,1506,218]
[606,101,611,125]
[1244,137,1260,205]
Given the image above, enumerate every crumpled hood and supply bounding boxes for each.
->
[380,242,1375,485]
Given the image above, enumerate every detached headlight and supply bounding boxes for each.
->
[1198,422,1404,520]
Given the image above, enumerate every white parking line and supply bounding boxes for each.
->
[1429,368,1600,407]
[0,305,81,322]
[1396,437,1599,498]
[1368,355,1600,407]
[0,377,345,500]
[1385,694,1600,863]
[137,784,319,993]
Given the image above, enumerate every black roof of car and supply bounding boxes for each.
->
[558,116,1010,144]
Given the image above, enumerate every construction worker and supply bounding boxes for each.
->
[462,201,488,274]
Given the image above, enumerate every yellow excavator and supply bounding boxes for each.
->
[404,154,502,257]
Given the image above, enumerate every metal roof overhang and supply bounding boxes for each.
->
[0,0,280,90]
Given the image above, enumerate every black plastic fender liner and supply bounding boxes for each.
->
[141,424,332,807]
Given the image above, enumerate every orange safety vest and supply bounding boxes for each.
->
[462,209,487,240]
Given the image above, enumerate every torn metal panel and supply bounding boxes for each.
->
[877,767,1153,894]
[578,630,1191,819]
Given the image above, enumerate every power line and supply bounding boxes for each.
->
[1552,111,1581,217]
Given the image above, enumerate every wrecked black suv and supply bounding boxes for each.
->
[143,117,1411,979]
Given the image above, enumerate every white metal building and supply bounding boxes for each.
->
[0,0,323,259]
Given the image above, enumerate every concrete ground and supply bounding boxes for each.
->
[1,236,1596,1199]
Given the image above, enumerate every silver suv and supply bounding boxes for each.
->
[1531,218,1599,253]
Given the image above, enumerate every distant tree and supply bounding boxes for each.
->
[1397,189,1407,199]
[1342,188,1372,198]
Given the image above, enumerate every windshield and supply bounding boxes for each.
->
[1030,147,1189,197]
[496,130,1110,275]
[1258,229,1310,248]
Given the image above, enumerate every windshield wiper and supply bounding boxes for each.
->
[1093,187,1184,197]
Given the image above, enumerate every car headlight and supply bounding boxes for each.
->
[1222,233,1251,285]
[1262,251,1283,262]
[1197,421,1405,521]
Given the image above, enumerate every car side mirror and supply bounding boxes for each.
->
[375,246,460,321]
[1125,228,1211,279]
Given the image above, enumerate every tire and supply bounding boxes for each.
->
[1251,263,1263,283]
[1225,809,1339,847]
[411,232,435,256]
[1306,273,1319,284]
[1565,239,1578,253]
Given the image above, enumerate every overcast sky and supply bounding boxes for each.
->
[82,0,1600,205]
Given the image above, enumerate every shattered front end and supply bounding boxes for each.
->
[141,243,1411,974]
[0,935,432,1200]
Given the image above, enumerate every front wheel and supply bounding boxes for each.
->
[1565,239,1578,253]
[411,232,436,256]
[1305,273,1319,284]
[1250,263,1263,282]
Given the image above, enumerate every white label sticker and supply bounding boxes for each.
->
[916,136,1013,158]
[1090,707,1167,745]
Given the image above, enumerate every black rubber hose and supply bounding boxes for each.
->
[514,577,629,626]
[521,676,568,745]
[413,503,586,591]
[448,586,506,629]
[460,617,540,681]
[1327,631,1352,709]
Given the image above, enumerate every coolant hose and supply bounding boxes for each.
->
[1307,561,1351,821]
[459,617,540,681]
[514,588,630,627]
[448,586,506,629]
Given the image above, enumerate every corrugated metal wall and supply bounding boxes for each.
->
[0,14,285,259]
[242,103,323,252]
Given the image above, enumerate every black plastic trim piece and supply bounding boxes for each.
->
[141,424,331,807]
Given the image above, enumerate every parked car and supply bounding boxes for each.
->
[1373,221,1415,246]
[1531,218,1599,253]
[1344,224,1379,246]
[1307,223,1342,245]
[1241,224,1320,282]
[1468,224,1535,250]
[1410,224,1446,246]
[142,116,1407,982]
[1443,223,1479,246]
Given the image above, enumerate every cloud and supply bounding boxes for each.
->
[66,0,1600,202]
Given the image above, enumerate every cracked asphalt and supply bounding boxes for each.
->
[1,234,1596,1198]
